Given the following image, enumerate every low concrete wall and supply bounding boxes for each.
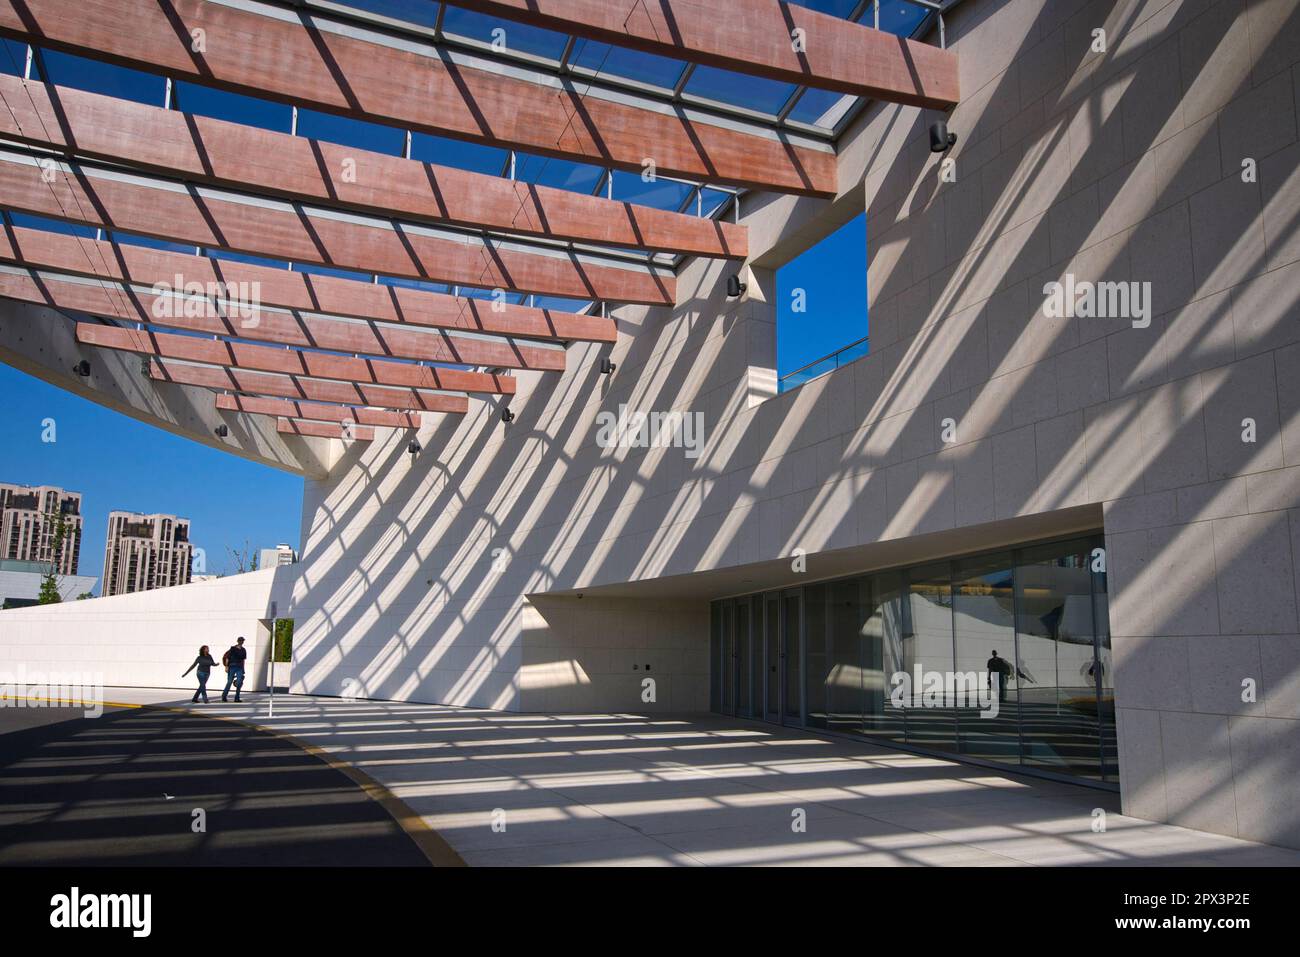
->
[0,567,294,693]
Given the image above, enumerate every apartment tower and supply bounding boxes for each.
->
[0,483,83,575]
[102,511,193,596]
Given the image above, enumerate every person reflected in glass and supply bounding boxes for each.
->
[987,650,1013,702]
[987,650,1033,702]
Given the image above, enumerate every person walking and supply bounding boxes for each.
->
[221,636,248,703]
[182,645,217,703]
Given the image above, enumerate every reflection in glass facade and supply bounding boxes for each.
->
[710,534,1117,783]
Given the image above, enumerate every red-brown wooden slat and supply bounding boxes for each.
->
[215,393,420,428]
[0,225,617,343]
[0,150,675,305]
[146,357,472,412]
[0,263,566,371]
[278,418,375,441]
[74,323,499,402]
[0,0,836,197]
[441,0,960,109]
[0,74,747,260]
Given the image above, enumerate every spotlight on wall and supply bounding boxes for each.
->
[72,359,91,377]
[407,438,422,456]
[599,357,616,375]
[725,274,747,299]
[501,407,515,423]
[929,120,957,153]
[214,424,229,438]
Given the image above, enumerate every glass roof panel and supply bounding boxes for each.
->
[791,0,863,14]
[459,286,525,305]
[610,171,694,213]
[173,81,292,133]
[331,0,441,30]
[292,262,375,283]
[296,108,406,155]
[683,65,797,116]
[208,249,296,270]
[410,132,508,176]
[379,276,452,295]
[440,8,570,61]
[513,153,606,194]
[700,189,733,219]
[532,295,596,313]
[786,86,855,129]
[36,49,163,106]
[567,40,687,93]
[119,234,202,255]
[0,38,27,77]
[877,1,930,34]
[5,213,97,239]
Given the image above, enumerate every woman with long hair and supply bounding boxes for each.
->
[182,645,217,703]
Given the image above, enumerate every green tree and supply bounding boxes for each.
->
[37,515,69,605]
[37,571,62,604]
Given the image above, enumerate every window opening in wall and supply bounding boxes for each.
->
[776,212,867,392]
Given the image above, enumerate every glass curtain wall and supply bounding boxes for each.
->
[710,534,1116,783]
[953,554,1020,763]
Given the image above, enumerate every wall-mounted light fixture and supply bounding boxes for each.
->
[929,120,957,153]
[599,357,616,375]
[725,274,746,298]
[214,424,229,438]
[73,360,91,377]
[407,438,422,456]
[501,407,515,423]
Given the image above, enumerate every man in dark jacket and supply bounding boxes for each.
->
[222,636,248,702]
[987,650,1013,702]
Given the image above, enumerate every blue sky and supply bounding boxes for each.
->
[776,212,869,379]
[0,364,304,587]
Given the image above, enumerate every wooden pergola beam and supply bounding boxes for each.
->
[0,225,618,343]
[215,393,420,429]
[0,262,567,371]
[146,356,473,412]
[278,418,375,441]
[442,0,960,109]
[0,149,675,305]
[0,75,747,260]
[0,0,836,196]
[75,322,508,398]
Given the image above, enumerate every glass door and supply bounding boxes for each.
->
[781,589,803,725]
[721,601,735,715]
[735,598,751,717]
[764,593,780,721]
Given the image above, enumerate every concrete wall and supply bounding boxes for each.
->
[856,0,1300,848]
[519,597,710,713]
[0,567,293,692]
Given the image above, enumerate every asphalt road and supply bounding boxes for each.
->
[0,703,430,866]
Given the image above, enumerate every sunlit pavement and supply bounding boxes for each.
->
[24,688,1300,867]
